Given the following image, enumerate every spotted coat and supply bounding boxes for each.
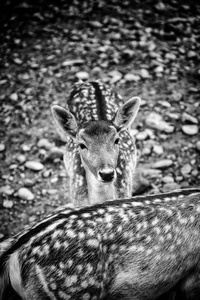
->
[1,188,200,300]
[55,81,139,207]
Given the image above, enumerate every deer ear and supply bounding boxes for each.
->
[51,105,78,138]
[113,97,141,131]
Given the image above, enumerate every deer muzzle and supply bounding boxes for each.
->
[98,168,116,183]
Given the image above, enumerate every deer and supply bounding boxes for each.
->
[1,188,200,300]
[51,81,141,207]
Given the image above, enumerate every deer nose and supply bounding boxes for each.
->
[98,169,115,182]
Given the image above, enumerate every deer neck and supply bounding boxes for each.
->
[85,169,117,205]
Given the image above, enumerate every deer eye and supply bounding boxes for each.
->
[79,143,87,150]
[114,138,120,145]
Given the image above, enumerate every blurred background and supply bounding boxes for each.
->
[0,0,200,240]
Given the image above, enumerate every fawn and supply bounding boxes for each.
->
[51,81,141,207]
[1,188,200,300]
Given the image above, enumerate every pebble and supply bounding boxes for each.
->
[43,170,52,178]
[22,145,31,152]
[154,65,164,73]
[189,87,199,93]
[182,125,199,135]
[141,168,162,178]
[187,50,196,59]
[50,177,58,184]
[23,179,35,187]
[146,112,174,133]
[62,59,84,66]
[124,73,140,82]
[0,185,14,195]
[140,68,151,79]
[162,182,181,192]
[9,93,18,101]
[47,147,63,160]
[13,58,23,65]
[47,189,58,195]
[18,187,35,201]
[89,20,102,28]
[37,138,54,150]
[109,70,122,84]
[196,141,200,151]
[16,154,26,163]
[136,131,149,141]
[162,176,174,183]
[169,75,178,81]
[0,143,5,152]
[25,161,44,171]
[181,163,192,176]
[151,159,173,169]
[3,200,14,208]
[182,112,198,124]
[142,147,152,156]
[75,71,89,80]
[153,145,164,155]
[171,92,183,101]
[165,53,176,60]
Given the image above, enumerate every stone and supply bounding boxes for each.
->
[13,58,23,65]
[18,187,35,201]
[89,21,102,28]
[142,147,152,156]
[47,147,63,160]
[9,93,18,101]
[181,163,192,176]
[124,73,140,82]
[165,53,176,60]
[182,125,198,135]
[0,185,14,195]
[153,145,164,155]
[37,138,54,150]
[162,182,181,192]
[23,179,35,187]
[22,145,31,152]
[75,71,89,80]
[196,141,200,151]
[162,176,174,183]
[171,92,183,101]
[109,70,122,83]
[47,189,58,195]
[182,112,198,124]
[3,200,14,208]
[25,161,44,171]
[136,131,149,141]
[139,69,151,79]
[154,65,164,73]
[62,59,84,66]
[0,143,5,152]
[146,112,174,133]
[16,154,26,163]
[152,159,173,169]
[141,168,162,178]
[187,50,196,58]
[43,170,52,178]
[132,172,150,195]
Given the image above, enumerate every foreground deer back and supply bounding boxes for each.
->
[51,81,141,206]
[1,188,200,300]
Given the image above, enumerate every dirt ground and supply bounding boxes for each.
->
[0,0,200,244]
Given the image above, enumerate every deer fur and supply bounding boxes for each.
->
[1,188,200,299]
[51,81,141,207]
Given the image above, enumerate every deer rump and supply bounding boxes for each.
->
[1,188,200,300]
